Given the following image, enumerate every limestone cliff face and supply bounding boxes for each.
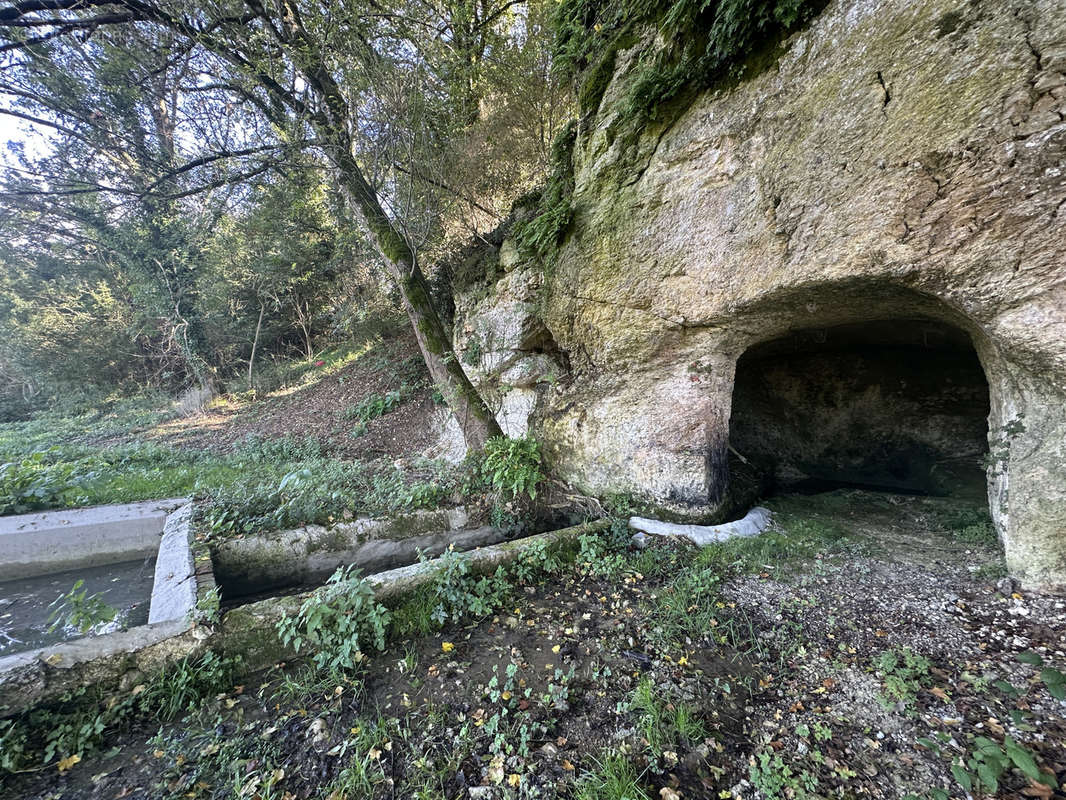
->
[454,0,1066,587]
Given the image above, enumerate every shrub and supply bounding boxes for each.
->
[276,565,391,674]
[0,451,91,515]
[427,545,511,626]
[482,435,544,501]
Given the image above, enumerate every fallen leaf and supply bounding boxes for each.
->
[57,754,81,773]
[508,774,521,787]
[441,642,454,653]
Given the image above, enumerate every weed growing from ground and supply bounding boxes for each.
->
[749,748,819,799]
[875,647,932,711]
[276,565,391,674]
[574,752,651,800]
[0,650,239,774]
[482,435,544,500]
[628,677,707,756]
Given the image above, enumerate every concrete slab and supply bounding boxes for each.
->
[148,503,197,624]
[0,498,187,580]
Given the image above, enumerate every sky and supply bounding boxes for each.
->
[0,113,47,167]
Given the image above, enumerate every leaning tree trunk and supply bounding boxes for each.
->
[334,148,502,450]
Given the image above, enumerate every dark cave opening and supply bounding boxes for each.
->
[728,319,991,499]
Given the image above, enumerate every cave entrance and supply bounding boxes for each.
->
[728,319,990,499]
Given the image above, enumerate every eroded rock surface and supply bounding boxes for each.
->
[453,0,1066,586]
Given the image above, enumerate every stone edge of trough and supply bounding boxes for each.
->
[210,506,513,597]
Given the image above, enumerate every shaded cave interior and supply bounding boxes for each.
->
[728,319,991,502]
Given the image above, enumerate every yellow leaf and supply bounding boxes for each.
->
[56,754,81,773]
[552,645,561,654]
[508,773,521,787]
[562,759,575,771]
[441,642,454,653]
[501,691,512,701]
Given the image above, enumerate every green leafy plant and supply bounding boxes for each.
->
[481,435,544,500]
[343,390,402,424]
[427,545,510,625]
[1017,650,1066,700]
[749,749,819,799]
[947,736,1058,797]
[47,579,116,634]
[0,451,90,515]
[276,565,391,674]
[874,647,932,710]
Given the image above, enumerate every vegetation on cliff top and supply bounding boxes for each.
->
[509,0,827,269]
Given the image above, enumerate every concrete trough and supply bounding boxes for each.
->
[211,506,510,599]
[0,499,215,713]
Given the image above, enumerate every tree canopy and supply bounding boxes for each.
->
[0,1,567,443]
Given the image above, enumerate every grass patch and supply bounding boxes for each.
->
[575,753,651,800]
[629,677,707,755]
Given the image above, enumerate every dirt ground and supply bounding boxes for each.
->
[5,490,1065,800]
[140,330,439,461]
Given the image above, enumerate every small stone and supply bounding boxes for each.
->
[995,577,1016,595]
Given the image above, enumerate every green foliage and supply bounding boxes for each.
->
[574,753,650,800]
[427,545,512,626]
[0,451,91,515]
[342,389,403,434]
[134,650,240,722]
[915,652,1062,797]
[875,647,932,710]
[47,579,117,634]
[948,735,1058,797]
[418,535,572,630]
[576,525,634,579]
[629,677,707,755]
[276,565,391,674]
[749,749,819,800]
[481,435,545,500]
[510,122,578,264]
[547,0,826,197]
[1017,651,1066,700]
[0,651,238,773]
[935,506,998,547]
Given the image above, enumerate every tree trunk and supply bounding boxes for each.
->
[248,299,265,390]
[333,147,502,450]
